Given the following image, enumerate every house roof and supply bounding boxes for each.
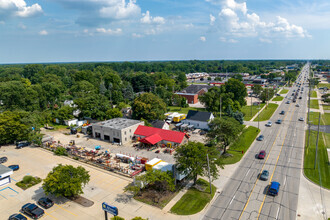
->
[186,110,213,122]
[140,134,163,145]
[151,120,166,129]
[135,125,185,144]
[180,84,213,94]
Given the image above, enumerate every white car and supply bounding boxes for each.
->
[266,121,272,127]
[299,117,304,121]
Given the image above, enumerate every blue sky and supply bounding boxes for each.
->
[0,0,329,63]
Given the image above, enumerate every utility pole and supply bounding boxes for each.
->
[219,96,222,119]
[258,102,260,130]
[206,154,212,194]
[314,112,321,169]
[251,92,253,117]
[307,70,312,149]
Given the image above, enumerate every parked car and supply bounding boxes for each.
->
[200,130,207,135]
[296,104,300,107]
[299,117,304,121]
[0,156,8,164]
[8,165,19,171]
[268,181,280,196]
[8,213,27,220]
[286,101,291,104]
[280,110,285,115]
[299,97,302,99]
[16,141,30,149]
[21,203,44,219]
[257,135,264,141]
[265,121,272,127]
[37,197,54,209]
[259,170,269,181]
[258,150,266,159]
[276,119,282,124]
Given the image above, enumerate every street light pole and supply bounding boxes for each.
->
[206,154,212,195]
[314,113,321,169]
[258,102,260,130]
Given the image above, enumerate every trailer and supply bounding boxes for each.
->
[173,114,186,123]
[145,158,163,171]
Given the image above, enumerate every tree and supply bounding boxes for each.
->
[260,88,275,103]
[105,108,123,119]
[174,141,222,184]
[132,93,166,121]
[233,111,244,124]
[0,111,30,145]
[252,85,262,97]
[224,78,247,107]
[43,164,90,198]
[207,117,243,154]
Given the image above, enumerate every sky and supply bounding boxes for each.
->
[0,0,329,63]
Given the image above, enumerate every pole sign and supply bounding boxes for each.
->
[102,202,118,216]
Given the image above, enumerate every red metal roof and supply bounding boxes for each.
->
[134,125,186,144]
[140,134,162,145]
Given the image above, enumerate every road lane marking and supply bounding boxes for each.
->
[283,177,286,186]
[256,97,296,219]
[245,170,250,177]
[54,204,78,217]
[276,207,280,219]
[229,195,236,205]
[238,103,293,220]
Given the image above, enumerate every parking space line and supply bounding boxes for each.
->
[54,204,78,217]
[0,193,7,199]
[44,211,59,220]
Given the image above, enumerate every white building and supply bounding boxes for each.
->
[0,165,13,186]
[182,110,214,130]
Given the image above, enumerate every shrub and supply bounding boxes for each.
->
[23,175,34,184]
[131,217,148,220]
[54,146,68,156]
[111,217,125,220]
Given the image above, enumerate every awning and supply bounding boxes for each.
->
[139,134,162,145]
[187,125,194,129]
[181,124,188,128]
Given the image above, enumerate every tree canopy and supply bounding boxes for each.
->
[43,164,90,198]
[132,93,167,121]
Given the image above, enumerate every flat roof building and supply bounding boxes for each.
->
[0,164,13,186]
[92,118,144,145]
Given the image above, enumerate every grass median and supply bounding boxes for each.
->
[304,131,330,189]
[280,89,289,94]
[272,96,284,101]
[309,100,319,109]
[241,103,265,121]
[253,103,278,121]
[311,91,317,98]
[221,126,260,165]
[170,178,216,215]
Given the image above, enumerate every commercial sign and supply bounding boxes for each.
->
[102,202,118,216]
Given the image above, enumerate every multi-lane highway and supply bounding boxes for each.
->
[204,64,310,220]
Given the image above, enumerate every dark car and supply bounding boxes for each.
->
[8,213,27,220]
[299,96,302,99]
[259,170,269,181]
[8,165,19,171]
[16,141,30,149]
[38,197,54,209]
[0,156,8,164]
[256,135,264,141]
[280,110,285,115]
[276,119,282,124]
[21,203,44,219]
[258,150,266,159]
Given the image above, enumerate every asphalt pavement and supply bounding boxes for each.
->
[203,64,310,220]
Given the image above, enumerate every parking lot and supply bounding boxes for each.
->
[0,145,133,220]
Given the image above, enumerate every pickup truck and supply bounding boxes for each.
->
[22,203,44,219]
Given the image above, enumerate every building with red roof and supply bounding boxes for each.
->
[134,125,188,147]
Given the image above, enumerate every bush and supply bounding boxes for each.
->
[23,175,34,184]
[131,217,148,220]
[54,146,68,156]
[111,217,125,220]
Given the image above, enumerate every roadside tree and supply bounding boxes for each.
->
[132,93,166,121]
[43,164,90,198]
[174,142,222,184]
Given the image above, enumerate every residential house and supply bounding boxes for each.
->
[182,110,214,130]
[151,120,170,130]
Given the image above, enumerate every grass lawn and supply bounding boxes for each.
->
[167,106,205,114]
[318,83,330,89]
[304,131,330,189]
[272,96,284,101]
[170,179,216,215]
[280,89,289,94]
[322,105,330,110]
[221,126,260,165]
[309,100,319,109]
[253,103,278,121]
[311,91,317,98]
[241,103,265,121]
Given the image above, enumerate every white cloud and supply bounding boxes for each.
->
[141,11,165,24]
[132,33,143,38]
[0,0,43,21]
[219,37,238,43]
[200,36,206,42]
[185,23,194,29]
[83,29,88,33]
[259,38,272,43]
[209,0,309,40]
[96,28,122,35]
[99,0,140,20]
[18,22,26,29]
[210,14,216,25]
[39,30,48,35]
